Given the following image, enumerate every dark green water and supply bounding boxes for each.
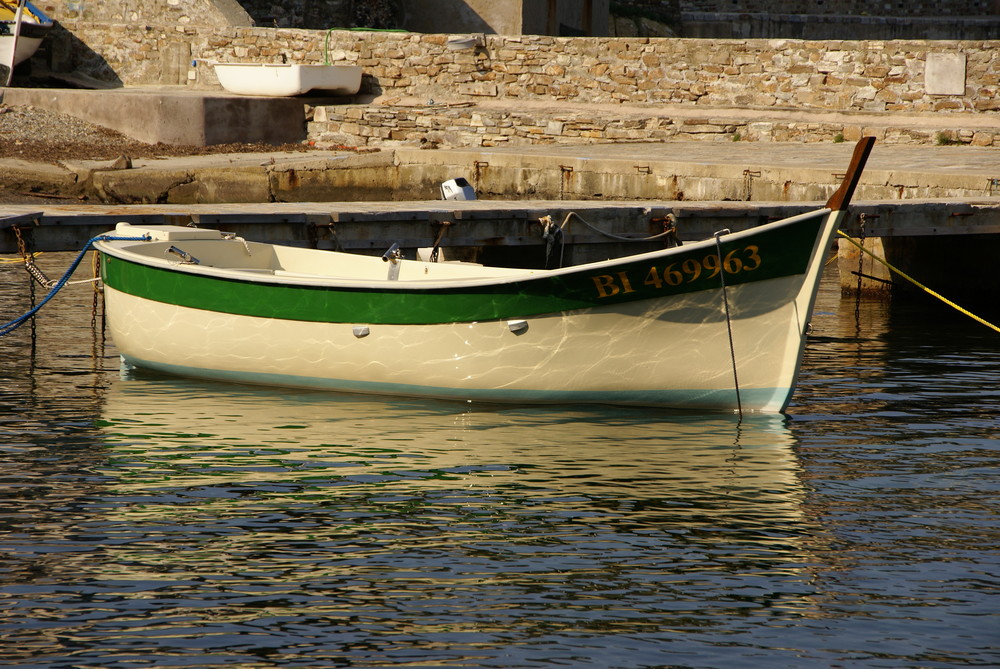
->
[1,255,997,668]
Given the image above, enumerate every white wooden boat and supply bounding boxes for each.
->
[212,62,362,96]
[0,0,51,72]
[94,138,875,413]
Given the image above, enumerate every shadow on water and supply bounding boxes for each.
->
[792,274,1000,421]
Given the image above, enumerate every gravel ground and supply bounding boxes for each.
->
[0,103,314,163]
[0,103,324,204]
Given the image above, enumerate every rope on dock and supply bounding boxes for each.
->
[837,230,1000,335]
[544,211,683,244]
[0,234,149,337]
[0,252,43,264]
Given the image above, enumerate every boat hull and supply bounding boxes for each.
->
[1,1,52,66]
[0,33,41,65]
[213,63,362,96]
[104,272,804,411]
[97,206,840,412]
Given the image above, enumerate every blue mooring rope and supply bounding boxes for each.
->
[0,234,150,337]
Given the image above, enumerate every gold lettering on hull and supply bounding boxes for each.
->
[591,245,763,299]
[591,274,621,299]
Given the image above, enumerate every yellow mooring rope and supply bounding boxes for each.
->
[837,230,1000,335]
[0,253,43,264]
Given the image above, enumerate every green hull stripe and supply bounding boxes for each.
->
[101,212,824,325]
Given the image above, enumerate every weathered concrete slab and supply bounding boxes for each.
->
[397,142,1000,202]
[0,159,80,197]
[8,140,1000,206]
[2,87,311,145]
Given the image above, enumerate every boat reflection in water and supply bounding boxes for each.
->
[51,374,828,662]
[99,372,810,535]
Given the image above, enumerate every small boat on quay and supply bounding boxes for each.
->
[212,62,363,97]
[0,0,52,73]
[93,138,874,413]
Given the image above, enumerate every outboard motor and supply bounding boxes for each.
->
[440,178,476,201]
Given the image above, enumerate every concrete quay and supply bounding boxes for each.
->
[5,139,1000,206]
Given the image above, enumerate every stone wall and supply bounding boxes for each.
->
[678,0,999,15]
[38,0,606,33]
[404,0,518,34]
[236,0,351,28]
[306,100,1000,149]
[39,0,253,25]
[45,0,997,25]
[53,24,1000,113]
[38,22,1000,147]
[679,13,1000,40]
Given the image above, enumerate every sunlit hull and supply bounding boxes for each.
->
[96,206,842,413]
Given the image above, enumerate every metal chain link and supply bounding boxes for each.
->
[13,226,38,345]
[854,212,867,319]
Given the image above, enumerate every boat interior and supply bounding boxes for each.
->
[103,223,534,284]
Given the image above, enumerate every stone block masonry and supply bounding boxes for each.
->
[47,22,1000,148]
[680,0,992,15]
[305,101,1000,150]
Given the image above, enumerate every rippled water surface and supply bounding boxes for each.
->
[1,255,998,668]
